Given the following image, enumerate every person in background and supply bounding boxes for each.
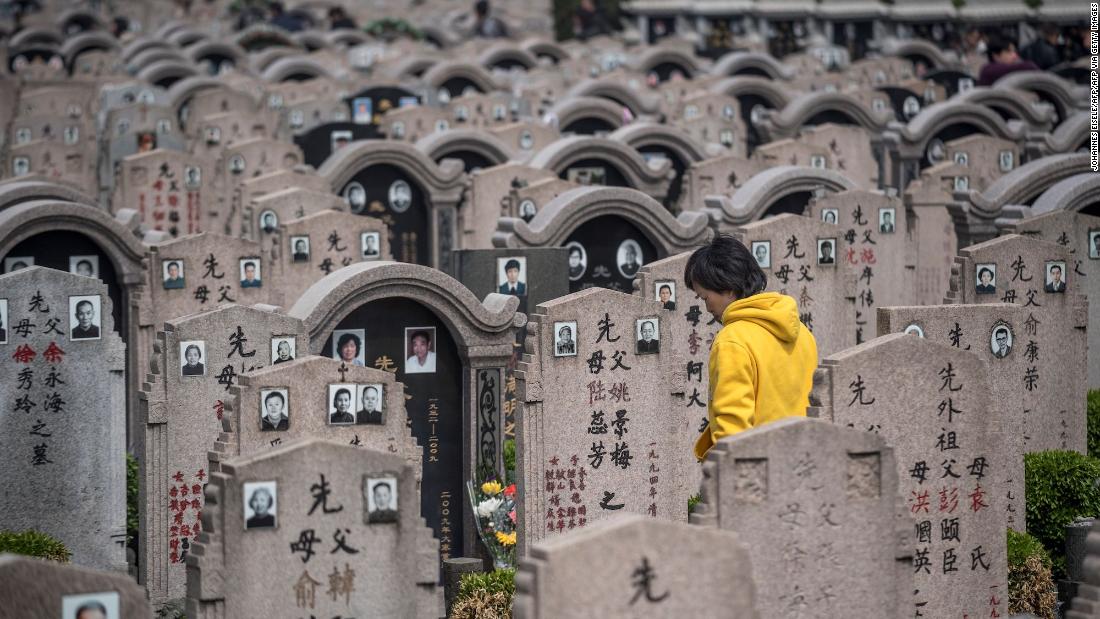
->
[1022,24,1062,70]
[978,35,1040,86]
[328,6,356,30]
[472,0,508,38]
[269,1,304,32]
[574,0,611,41]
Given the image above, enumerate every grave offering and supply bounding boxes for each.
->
[0,554,152,618]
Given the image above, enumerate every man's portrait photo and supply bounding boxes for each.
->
[391,121,406,139]
[259,210,278,234]
[821,209,838,225]
[455,105,469,122]
[388,179,412,213]
[162,259,185,289]
[352,97,372,124]
[260,389,289,431]
[751,241,771,269]
[519,199,537,222]
[239,259,262,288]
[926,139,945,165]
[953,151,969,166]
[180,340,206,377]
[328,384,356,425]
[636,318,659,354]
[809,154,826,169]
[497,257,527,296]
[1090,231,1100,260]
[271,337,295,365]
[228,154,245,175]
[365,476,398,524]
[14,127,30,144]
[332,329,366,367]
[243,481,277,529]
[61,591,120,619]
[902,95,920,119]
[184,165,201,189]
[878,208,896,234]
[0,299,7,344]
[4,257,33,272]
[1045,261,1067,293]
[290,236,310,262]
[903,324,925,338]
[70,255,99,279]
[357,384,383,425]
[975,264,997,294]
[12,156,29,177]
[345,182,367,213]
[817,239,836,265]
[519,130,534,151]
[617,239,643,279]
[69,295,102,341]
[204,126,221,145]
[554,321,577,357]
[330,129,353,152]
[405,327,437,374]
[361,232,380,259]
[566,242,587,281]
[656,281,676,310]
[991,324,1013,359]
[999,150,1015,172]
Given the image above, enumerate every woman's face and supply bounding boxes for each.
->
[980,270,992,285]
[277,341,290,359]
[340,340,357,362]
[335,391,350,413]
[569,251,581,267]
[186,347,200,365]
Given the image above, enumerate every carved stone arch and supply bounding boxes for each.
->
[1040,111,1089,155]
[166,27,208,48]
[528,135,673,203]
[260,55,337,82]
[521,39,570,64]
[478,43,538,71]
[415,129,514,167]
[390,55,443,79]
[250,47,298,73]
[881,39,960,70]
[610,122,708,164]
[566,78,661,116]
[631,47,703,79]
[995,71,1086,123]
[127,47,187,74]
[710,52,795,79]
[121,37,172,63]
[419,25,457,50]
[1030,173,1100,215]
[137,59,199,90]
[153,20,190,39]
[9,27,63,49]
[957,87,1055,131]
[901,101,1026,155]
[293,30,330,51]
[550,96,625,134]
[422,60,502,95]
[0,180,100,212]
[56,8,106,34]
[492,185,711,253]
[233,24,302,53]
[326,29,369,48]
[60,31,119,64]
[185,41,246,67]
[758,91,894,141]
[167,76,225,119]
[966,152,1090,218]
[705,166,858,224]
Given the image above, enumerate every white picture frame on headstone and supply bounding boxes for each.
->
[553,321,577,357]
[817,238,836,265]
[751,240,771,268]
[242,481,278,529]
[404,327,437,374]
[329,384,356,424]
[999,150,1014,172]
[0,298,7,344]
[878,207,896,234]
[656,281,676,310]
[954,151,968,166]
[69,295,102,341]
[636,317,660,354]
[271,336,296,365]
[361,232,380,259]
[903,323,925,338]
[497,257,527,296]
[290,236,311,262]
[239,258,262,288]
[12,156,30,176]
[3,257,34,273]
[566,242,587,282]
[69,255,99,279]
[820,209,838,225]
[388,180,412,213]
[180,340,206,377]
[228,154,245,175]
[332,330,365,366]
[976,263,997,294]
[331,130,353,152]
[61,591,120,619]
[519,199,537,222]
[260,388,289,431]
[1044,261,1067,293]
[184,166,201,189]
[352,97,372,124]
[259,210,278,234]
[357,384,384,425]
[344,182,367,213]
[1089,230,1100,260]
[990,322,1013,358]
[616,239,643,278]
[364,476,399,524]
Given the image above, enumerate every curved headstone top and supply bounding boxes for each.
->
[895,100,1026,149]
[415,128,514,166]
[965,152,1090,215]
[422,60,502,93]
[629,46,703,78]
[566,77,662,116]
[710,51,794,80]
[609,122,708,163]
[260,54,339,82]
[757,90,894,141]
[881,38,961,69]
[0,179,100,212]
[956,86,1055,130]
[705,165,857,224]
[318,139,465,197]
[1030,173,1100,215]
[528,135,672,199]
[478,42,539,71]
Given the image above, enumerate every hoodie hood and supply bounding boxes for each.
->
[721,292,802,343]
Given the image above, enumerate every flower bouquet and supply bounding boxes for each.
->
[466,478,517,569]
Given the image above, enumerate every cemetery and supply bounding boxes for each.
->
[0,0,1097,616]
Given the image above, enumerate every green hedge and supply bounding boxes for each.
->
[503,439,516,486]
[1007,529,1057,618]
[127,452,139,546]
[0,530,70,563]
[452,568,515,619]
[1024,450,1100,577]
[1087,390,1100,459]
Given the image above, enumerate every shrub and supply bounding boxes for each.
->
[503,439,516,485]
[1024,450,1100,577]
[0,530,70,563]
[688,493,701,514]
[1007,529,1057,618]
[1087,390,1100,459]
[452,568,515,619]
[127,452,140,546]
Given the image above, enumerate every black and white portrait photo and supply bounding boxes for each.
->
[991,323,1013,359]
[259,210,278,234]
[228,154,245,175]
[4,257,33,272]
[290,236,310,262]
[903,324,925,338]
[388,180,412,213]
[902,96,920,119]
[751,241,771,269]
[357,384,383,425]
[656,281,676,310]
[820,209,838,225]
[184,165,201,189]
[809,155,826,169]
[817,239,836,265]
[344,182,367,213]
[566,242,587,281]
[70,255,99,279]
[391,121,406,139]
[519,199,537,222]
[405,327,437,374]
[878,208,896,234]
[554,321,577,357]
[719,129,734,147]
[519,130,534,151]
[0,299,7,344]
[260,389,289,431]
[365,476,398,523]
[976,264,997,294]
[243,481,277,529]
[361,232,380,259]
[289,109,304,128]
[239,259,262,288]
[63,125,79,145]
[926,139,945,165]
[953,151,968,166]
[271,337,295,365]
[435,119,450,133]
[329,384,356,424]
[636,318,659,354]
[12,156,29,176]
[497,257,527,296]
[69,295,102,341]
[1090,230,1100,260]
[1045,261,1067,293]
[180,340,206,377]
[332,329,366,367]
[162,259,185,289]
[204,126,221,145]
[14,127,30,144]
[331,129,353,152]
[999,150,1015,172]
[61,591,120,619]
[954,176,969,192]
[566,166,606,186]
[616,239,643,278]
[455,105,469,122]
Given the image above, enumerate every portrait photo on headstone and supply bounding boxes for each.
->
[12,155,29,176]
[162,259,185,289]
[991,322,1014,358]
[61,591,120,619]
[331,130,353,152]
[344,181,367,212]
[751,240,771,268]
[809,154,826,169]
[271,336,295,365]
[1089,230,1100,259]
[69,255,99,279]
[976,263,997,294]
[999,150,1014,172]
[239,258,262,288]
[184,165,201,189]
[636,317,660,354]
[361,232,380,259]
[69,294,102,341]
[554,321,577,357]
[617,239,643,278]
[566,242,587,281]
[63,125,79,145]
[329,384,357,425]
[242,481,277,529]
[204,126,221,145]
[357,384,383,425]
[878,207,896,233]
[180,340,206,377]
[954,151,969,166]
[137,131,156,153]
[519,199,537,222]
[1044,260,1066,293]
[0,298,7,344]
[259,210,278,234]
[260,388,289,431]
[656,281,676,310]
[332,329,366,367]
[820,208,838,225]
[904,323,925,338]
[4,256,34,272]
[364,476,398,524]
[497,257,527,296]
[228,154,245,175]
[352,97,372,124]
[388,179,412,213]
[954,175,969,192]
[404,327,437,374]
[817,238,836,265]
[290,236,311,262]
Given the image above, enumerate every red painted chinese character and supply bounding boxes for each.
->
[191,484,201,495]
[168,486,178,498]
[173,471,184,482]
[180,524,192,537]
[196,468,206,481]
[12,345,36,363]
[213,400,224,420]
[970,484,989,512]
[938,486,959,513]
[846,247,858,265]
[191,498,201,510]
[42,342,64,363]
[860,248,877,264]
[909,490,930,513]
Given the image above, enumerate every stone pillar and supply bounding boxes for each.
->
[443,557,484,617]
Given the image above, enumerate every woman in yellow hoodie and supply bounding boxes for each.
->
[684,234,818,461]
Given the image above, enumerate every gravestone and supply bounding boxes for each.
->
[463,163,558,250]
[944,234,1088,452]
[137,303,308,606]
[904,161,964,305]
[943,134,1021,193]
[732,213,858,358]
[690,417,913,618]
[275,210,391,304]
[248,187,346,245]
[680,153,766,214]
[112,148,211,237]
[0,554,152,618]
[186,438,442,618]
[513,514,759,619]
[0,266,127,571]
[811,333,1008,618]
[516,286,689,555]
[1065,519,1100,619]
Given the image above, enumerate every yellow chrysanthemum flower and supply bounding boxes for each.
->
[495,531,516,547]
[481,480,503,495]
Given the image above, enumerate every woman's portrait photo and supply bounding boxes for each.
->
[4,257,33,272]
[70,255,99,279]
[817,239,836,265]
[290,236,310,262]
[975,264,997,294]
[361,232,381,259]
[180,340,206,377]
[954,176,969,192]
[243,481,277,529]
[328,384,356,425]
[271,337,295,365]
[332,329,366,367]
[260,389,289,431]
[554,321,577,357]
[903,324,925,338]
[61,591,120,619]
[365,476,398,524]
[926,138,945,165]
[616,239,643,278]
[820,209,838,225]
[656,281,676,310]
[69,295,102,341]
[636,318,660,354]
[357,384,383,425]
[519,199,537,222]
[751,241,771,269]
[388,180,412,213]
[565,242,587,281]
[405,327,437,374]
[259,210,278,234]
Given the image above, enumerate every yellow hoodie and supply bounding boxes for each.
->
[693,292,818,461]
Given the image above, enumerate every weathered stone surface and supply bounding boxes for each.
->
[112,148,213,237]
[0,554,152,618]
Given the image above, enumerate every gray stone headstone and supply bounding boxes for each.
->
[186,437,442,618]
[514,514,759,618]
[112,148,210,237]
[0,554,151,618]
[0,267,127,571]
[1066,520,1100,619]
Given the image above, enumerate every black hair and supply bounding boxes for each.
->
[333,388,352,406]
[76,260,92,270]
[76,300,94,313]
[184,344,202,360]
[978,267,994,281]
[1049,264,1062,273]
[372,480,392,493]
[994,327,1009,338]
[659,284,671,294]
[243,261,256,270]
[336,332,361,352]
[265,391,285,405]
[410,330,431,345]
[504,258,521,271]
[167,261,180,270]
[475,0,489,16]
[76,601,108,616]
[683,233,766,298]
[986,35,1015,62]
